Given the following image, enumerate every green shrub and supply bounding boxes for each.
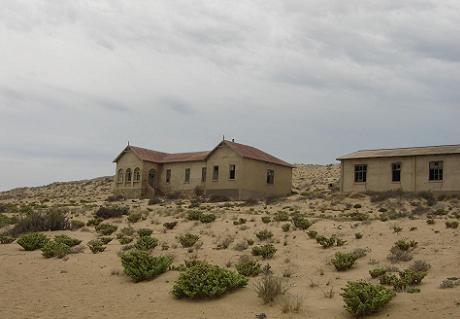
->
[307,230,318,239]
[121,250,172,282]
[261,216,271,224]
[199,213,216,223]
[187,210,203,221]
[163,221,177,230]
[119,226,135,236]
[446,220,459,229]
[274,211,289,222]
[256,229,273,241]
[10,210,70,236]
[137,228,153,237]
[332,252,359,271]
[281,223,290,232]
[398,269,426,287]
[17,233,49,251]
[177,233,199,248]
[355,232,363,239]
[379,273,398,286]
[252,244,277,259]
[134,236,158,251]
[95,206,129,219]
[172,262,248,299]
[127,212,142,223]
[87,239,106,254]
[95,223,118,235]
[292,216,311,230]
[98,236,113,244]
[341,281,395,317]
[41,241,71,258]
[0,213,16,228]
[54,234,82,247]
[118,235,133,245]
[235,256,261,277]
[316,235,336,248]
[393,239,415,251]
[369,268,387,278]
[87,217,103,226]
[70,220,85,230]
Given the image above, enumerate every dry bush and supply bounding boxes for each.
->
[281,294,303,313]
[254,274,288,304]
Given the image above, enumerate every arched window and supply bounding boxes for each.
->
[117,169,124,183]
[126,168,132,182]
[133,167,141,182]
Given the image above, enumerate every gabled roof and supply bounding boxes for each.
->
[114,140,294,167]
[337,144,460,160]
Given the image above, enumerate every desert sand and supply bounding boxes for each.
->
[1,164,460,319]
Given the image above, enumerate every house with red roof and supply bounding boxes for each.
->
[113,139,294,200]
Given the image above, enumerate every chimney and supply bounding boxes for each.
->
[231,138,235,142]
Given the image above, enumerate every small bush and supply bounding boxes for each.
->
[355,232,363,239]
[137,228,153,237]
[316,235,336,248]
[261,216,271,224]
[331,252,359,271]
[393,239,416,251]
[369,268,387,278]
[70,220,85,230]
[252,244,277,259]
[274,211,289,222]
[54,234,82,247]
[199,213,216,223]
[163,221,177,230]
[387,247,413,263]
[307,230,318,239]
[254,274,287,304]
[409,260,431,273]
[172,262,248,299]
[17,233,49,251]
[177,233,199,248]
[41,241,71,258]
[0,233,15,244]
[187,210,203,221]
[95,223,118,235]
[87,217,103,226]
[341,281,395,318]
[282,223,291,232]
[292,216,311,230]
[98,236,113,244]
[446,220,459,229]
[119,226,135,236]
[87,239,106,254]
[127,212,142,223]
[118,235,133,245]
[134,236,158,251]
[10,210,70,236]
[121,250,173,282]
[95,206,129,219]
[256,229,273,241]
[235,256,261,277]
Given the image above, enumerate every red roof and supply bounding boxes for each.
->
[114,140,293,167]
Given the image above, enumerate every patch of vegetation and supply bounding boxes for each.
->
[235,256,261,277]
[54,234,82,247]
[282,223,291,232]
[10,210,70,236]
[446,220,459,229]
[199,213,216,223]
[369,268,387,278]
[118,235,133,245]
[316,235,338,248]
[17,233,49,251]
[292,216,311,230]
[134,236,158,251]
[409,260,431,273]
[41,240,71,258]
[307,230,318,239]
[98,236,113,244]
[274,211,290,222]
[355,232,363,239]
[187,210,203,221]
[163,221,177,230]
[331,252,359,271]
[127,212,142,223]
[95,223,118,235]
[177,233,200,248]
[172,262,248,299]
[0,213,17,228]
[254,273,287,304]
[70,220,85,230]
[252,244,277,259]
[87,239,106,254]
[0,233,15,244]
[121,250,173,282]
[95,206,129,219]
[87,217,103,226]
[341,281,395,317]
[137,228,153,237]
[261,216,271,224]
[256,229,273,241]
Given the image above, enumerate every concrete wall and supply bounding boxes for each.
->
[158,161,206,194]
[341,154,460,193]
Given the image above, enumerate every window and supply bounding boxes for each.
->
[126,168,132,182]
[266,169,275,184]
[429,161,443,181]
[201,167,207,182]
[184,168,191,183]
[166,169,171,184]
[133,167,141,182]
[354,164,367,183]
[229,164,236,180]
[117,169,124,183]
[212,165,219,181]
[392,163,401,182]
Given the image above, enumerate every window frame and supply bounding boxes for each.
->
[133,167,141,182]
[229,164,236,180]
[166,169,171,184]
[212,165,219,181]
[125,168,132,183]
[391,162,401,183]
[266,169,275,185]
[429,161,443,181]
[354,164,367,183]
[184,168,191,183]
[201,167,207,183]
[117,169,124,183]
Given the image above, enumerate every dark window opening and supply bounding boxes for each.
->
[166,169,171,184]
[229,164,236,180]
[354,164,367,183]
[212,166,219,181]
[392,163,401,182]
[266,169,275,184]
[184,168,191,183]
[126,168,132,182]
[429,161,443,181]
[201,167,207,182]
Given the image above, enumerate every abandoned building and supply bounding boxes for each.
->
[337,144,460,193]
[112,139,294,200]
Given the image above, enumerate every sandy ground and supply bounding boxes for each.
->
[1,165,460,319]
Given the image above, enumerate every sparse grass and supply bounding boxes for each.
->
[254,273,287,304]
[256,229,273,241]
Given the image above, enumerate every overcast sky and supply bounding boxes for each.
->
[1,0,459,191]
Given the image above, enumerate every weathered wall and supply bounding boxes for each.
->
[158,161,206,194]
[341,154,460,193]
[112,150,144,198]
